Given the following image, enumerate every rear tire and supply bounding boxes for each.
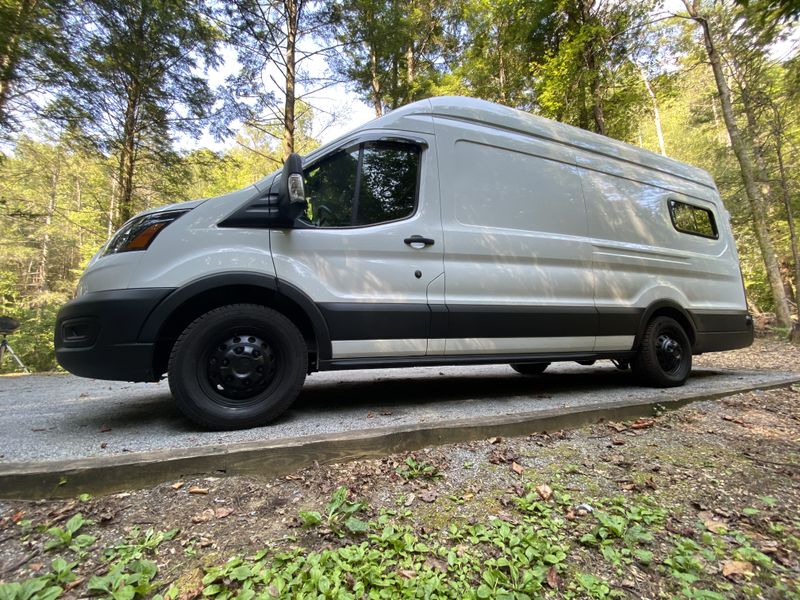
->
[632,316,691,387]
[168,304,307,430]
[510,362,550,376]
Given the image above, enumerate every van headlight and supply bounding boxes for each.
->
[103,209,189,256]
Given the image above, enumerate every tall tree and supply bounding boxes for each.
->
[0,0,76,134]
[221,0,334,159]
[324,0,457,116]
[532,0,655,137]
[59,0,221,227]
[681,0,793,329]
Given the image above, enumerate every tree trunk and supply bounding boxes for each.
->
[497,34,507,104]
[772,113,800,340]
[37,164,58,294]
[0,0,38,126]
[405,43,414,103]
[116,87,140,227]
[634,61,667,156]
[369,43,382,117]
[683,0,793,329]
[108,177,117,238]
[282,0,300,159]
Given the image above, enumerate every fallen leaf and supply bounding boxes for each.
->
[565,510,576,520]
[113,493,131,499]
[462,493,474,501]
[722,560,753,578]
[607,422,627,432]
[171,482,185,490]
[404,493,415,506]
[214,507,233,519]
[188,486,209,495]
[488,436,502,444]
[100,424,112,433]
[704,519,727,533]
[64,578,85,592]
[511,462,525,475]
[29,562,44,572]
[398,569,416,579]
[535,484,553,501]
[424,557,447,572]
[611,438,625,446]
[100,442,107,449]
[419,490,438,503]
[192,509,215,523]
[11,511,24,523]
[546,566,560,589]
[198,537,212,548]
[630,418,655,429]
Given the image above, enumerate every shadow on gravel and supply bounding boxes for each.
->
[293,366,722,412]
[54,367,726,433]
[67,391,186,431]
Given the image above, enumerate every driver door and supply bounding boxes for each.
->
[270,134,444,361]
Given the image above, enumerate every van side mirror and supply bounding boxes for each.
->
[277,152,306,226]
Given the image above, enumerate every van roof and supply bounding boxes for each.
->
[366,96,716,191]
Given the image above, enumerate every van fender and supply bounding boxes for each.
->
[137,272,332,360]
[633,300,698,351]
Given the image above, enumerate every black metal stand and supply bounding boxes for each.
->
[0,335,29,373]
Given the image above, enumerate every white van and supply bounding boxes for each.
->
[55,97,753,429]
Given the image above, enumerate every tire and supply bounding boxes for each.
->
[168,304,307,430]
[632,316,692,387]
[510,362,550,376]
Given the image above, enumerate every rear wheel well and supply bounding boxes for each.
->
[644,306,696,347]
[152,285,317,378]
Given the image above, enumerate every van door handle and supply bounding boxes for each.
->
[404,236,435,247]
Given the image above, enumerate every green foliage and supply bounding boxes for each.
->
[103,527,179,565]
[298,486,370,537]
[395,456,442,480]
[44,513,95,553]
[0,577,62,600]
[87,560,160,600]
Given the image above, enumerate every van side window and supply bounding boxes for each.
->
[668,200,718,239]
[302,141,420,228]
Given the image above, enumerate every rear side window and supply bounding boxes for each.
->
[302,141,420,228]
[668,200,718,239]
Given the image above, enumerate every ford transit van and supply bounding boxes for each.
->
[55,97,753,429]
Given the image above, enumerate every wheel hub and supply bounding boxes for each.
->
[207,334,275,400]
[656,334,682,373]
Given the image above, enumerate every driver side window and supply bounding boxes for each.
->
[302,141,420,228]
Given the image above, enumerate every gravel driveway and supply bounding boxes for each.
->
[1,361,797,464]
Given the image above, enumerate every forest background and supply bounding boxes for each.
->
[0,0,798,372]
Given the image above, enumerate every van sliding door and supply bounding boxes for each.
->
[433,117,598,357]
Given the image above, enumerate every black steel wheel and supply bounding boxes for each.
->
[632,316,691,387]
[510,362,550,376]
[168,304,306,429]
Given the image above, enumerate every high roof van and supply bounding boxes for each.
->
[55,97,753,429]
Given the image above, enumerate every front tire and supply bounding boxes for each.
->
[632,316,691,387]
[510,362,550,376]
[168,304,307,430]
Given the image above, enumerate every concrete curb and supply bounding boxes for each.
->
[1,376,798,500]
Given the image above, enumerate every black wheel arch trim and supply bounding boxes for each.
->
[138,272,332,362]
[634,300,697,350]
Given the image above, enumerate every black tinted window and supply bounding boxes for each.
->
[303,149,358,227]
[668,200,718,239]
[302,142,419,228]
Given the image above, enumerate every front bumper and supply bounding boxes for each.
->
[54,288,173,381]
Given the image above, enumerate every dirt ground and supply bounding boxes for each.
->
[1,336,799,599]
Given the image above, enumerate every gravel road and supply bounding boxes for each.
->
[1,362,797,464]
